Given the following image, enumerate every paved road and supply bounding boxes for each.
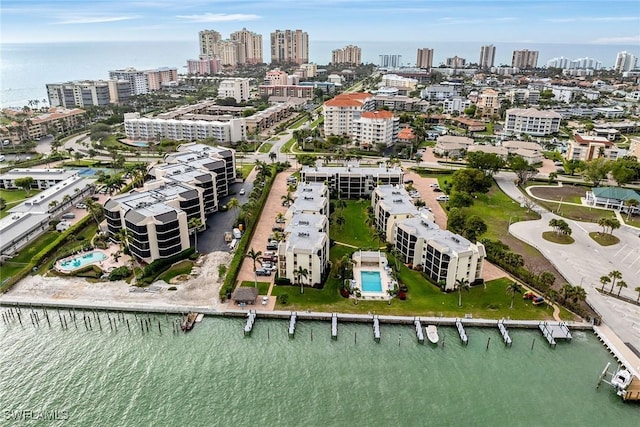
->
[495,172,640,349]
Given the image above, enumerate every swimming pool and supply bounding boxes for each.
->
[131,141,149,147]
[361,271,382,292]
[57,251,107,273]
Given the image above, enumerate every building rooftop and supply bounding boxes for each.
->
[360,111,394,120]
[592,187,640,201]
[506,108,562,119]
[285,212,327,233]
[0,168,77,181]
[437,135,474,146]
[324,92,372,108]
[282,227,327,253]
[289,194,326,214]
[0,212,51,253]
[398,217,475,253]
[9,176,94,214]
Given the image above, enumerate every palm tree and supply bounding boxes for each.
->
[117,228,141,277]
[599,275,611,292]
[608,270,622,293]
[295,266,309,294]
[227,197,240,215]
[48,200,59,211]
[275,212,285,224]
[616,280,628,297]
[0,197,6,210]
[268,152,277,163]
[624,199,639,220]
[84,198,103,226]
[455,278,470,307]
[245,248,262,288]
[335,215,345,230]
[506,282,522,309]
[188,217,203,253]
[281,192,294,207]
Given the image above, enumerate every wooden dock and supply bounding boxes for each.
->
[243,310,256,336]
[539,321,572,347]
[288,312,297,338]
[621,377,640,401]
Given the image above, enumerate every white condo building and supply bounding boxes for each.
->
[217,78,251,103]
[615,51,638,73]
[352,111,400,148]
[504,108,561,136]
[322,92,375,137]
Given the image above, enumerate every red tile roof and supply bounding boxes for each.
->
[361,110,394,119]
[398,128,415,140]
[324,92,372,107]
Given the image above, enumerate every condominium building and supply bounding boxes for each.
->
[258,85,314,100]
[332,45,362,66]
[216,40,242,67]
[479,45,496,68]
[511,49,539,68]
[352,111,399,148]
[443,97,472,114]
[476,88,500,117]
[393,216,485,291]
[371,185,422,242]
[187,58,222,75]
[270,29,309,64]
[217,78,251,103]
[445,56,466,68]
[104,143,236,263]
[322,92,375,137]
[278,182,330,287]
[416,48,434,69]
[104,182,199,263]
[296,63,318,78]
[300,163,403,199]
[123,112,246,143]
[504,108,561,136]
[506,89,540,105]
[379,55,402,68]
[230,28,264,64]
[2,107,87,141]
[109,67,177,94]
[615,51,638,73]
[566,134,620,161]
[0,168,77,190]
[46,80,128,108]
[546,57,570,69]
[264,69,290,86]
[199,30,222,58]
[420,84,458,101]
[380,74,418,90]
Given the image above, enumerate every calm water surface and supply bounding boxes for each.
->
[0,310,638,426]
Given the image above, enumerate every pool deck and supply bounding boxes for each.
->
[55,250,108,273]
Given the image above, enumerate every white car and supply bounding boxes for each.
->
[239,188,245,195]
[261,296,269,305]
[429,183,440,188]
[436,195,450,202]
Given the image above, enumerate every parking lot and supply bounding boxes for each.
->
[235,169,293,285]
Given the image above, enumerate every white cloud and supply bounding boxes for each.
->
[175,13,260,23]
[54,16,137,25]
[546,16,638,23]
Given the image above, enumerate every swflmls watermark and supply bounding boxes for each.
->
[4,409,69,422]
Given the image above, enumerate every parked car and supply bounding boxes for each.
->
[239,188,245,195]
[266,241,278,250]
[436,195,450,202]
[429,183,440,188]
[433,187,442,192]
[404,179,414,185]
[275,217,286,223]
[261,296,269,305]
[75,203,87,209]
[256,269,271,276]
[272,225,284,232]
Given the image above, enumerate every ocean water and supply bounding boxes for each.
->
[0,308,638,426]
[1,40,638,109]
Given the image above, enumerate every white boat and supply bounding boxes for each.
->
[611,368,632,395]
[426,325,439,344]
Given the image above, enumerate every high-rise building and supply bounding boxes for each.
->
[331,45,362,66]
[230,28,263,65]
[416,48,434,69]
[615,51,638,73]
[569,57,602,70]
[445,56,466,68]
[199,30,222,58]
[109,67,177,94]
[479,45,496,68]
[46,80,128,108]
[379,54,402,68]
[546,57,570,69]
[144,68,178,91]
[511,49,539,68]
[187,58,221,75]
[270,29,309,64]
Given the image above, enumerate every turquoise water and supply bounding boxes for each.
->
[0,310,637,426]
[361,271,382,292]
[58,251,107,272]
[132,141,149,147]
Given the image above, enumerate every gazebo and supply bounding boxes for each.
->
[231,287,259,305]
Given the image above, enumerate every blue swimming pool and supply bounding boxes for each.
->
[361,271,382,292]
[58,251,107,272]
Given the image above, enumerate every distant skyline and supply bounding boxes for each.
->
[2,0,639,46]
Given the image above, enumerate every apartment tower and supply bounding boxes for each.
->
[270,29,309,64]
[230,28,264,64]
[511,49,539,69]
[416,48,434,69]
[479,45,496,68]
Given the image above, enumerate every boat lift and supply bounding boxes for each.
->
[288,312,297,338]
[331,313,338,340]
[373,315,381,343]
[414,319,424,344]
[244,310,256,336]
[498,319,512,347]
[456,319,468,345]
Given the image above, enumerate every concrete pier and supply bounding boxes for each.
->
[331,313,338,340]
[456,319,468,345]
[288,312,297,338]
[373,315,381,343]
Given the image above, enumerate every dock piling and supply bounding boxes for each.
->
[486,336,491,350]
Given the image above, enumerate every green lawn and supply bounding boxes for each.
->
[280,138,296,153]
[272,246,558,320]
[537,201,616,223]
[258,142,273,153]
[237,164,254,180]
[0,231,60,282]
[157,260,194,283]
[588,232,620,246]
[542,231,574,245]
[330,200,378,247]
[625,217,640,228]
[240,280,270,295]
[449,181,540,241]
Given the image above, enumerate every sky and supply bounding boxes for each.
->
[1,0,639,45]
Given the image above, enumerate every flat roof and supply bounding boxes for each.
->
[9,176,93,214]
[0,168,77,181]
[397,217,474,254]
[290,195,326,214]
[0,212,51,252]
[285,212,327,233]
[283,227,327,253]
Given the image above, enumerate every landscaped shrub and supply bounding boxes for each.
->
[138,247,195,284]
[275,277,291,286]
[74,264,102,279]
[168,286,177,291]
[277,294,289,305]
[109,266,131,281]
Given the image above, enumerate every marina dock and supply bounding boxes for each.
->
[456,319,468,345]
[539,321,572,347]
[498,320,512,347]
[244,310,256,336]
[373,315,381,343]
[288,312,297,338]
[331,313,338,340]
[414,319,424,343]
